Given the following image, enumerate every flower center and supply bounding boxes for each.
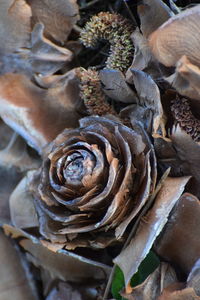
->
[63,150,95,185]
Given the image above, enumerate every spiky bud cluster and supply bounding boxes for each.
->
[77,68,116,116]
[80,12,134,73]
[171,97,200,142]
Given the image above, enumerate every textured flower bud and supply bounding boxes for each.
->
[171,97,200,142]
[76,68,116,116]
[80,12,134,73]
[31,116,156,249]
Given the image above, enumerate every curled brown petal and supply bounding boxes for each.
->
[149,5,200,67]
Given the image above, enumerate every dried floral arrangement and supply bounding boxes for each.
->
[1,0,200,300]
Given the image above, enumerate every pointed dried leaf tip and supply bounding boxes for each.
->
[149,5,200,67]
[171,97,200,142]
[80,12,134,73]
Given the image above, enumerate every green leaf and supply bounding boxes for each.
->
[111,250,159,300]
[130,250,160,287]
[111,266,126,300]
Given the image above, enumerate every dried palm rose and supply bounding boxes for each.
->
[30,116,156,249]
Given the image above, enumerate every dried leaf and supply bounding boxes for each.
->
[121,263,177,300]
[9,172,39,229]
[170,125,200,197]
[0,23,74,77]
[0,133,40,171]
[46,280,104,300]
[99,69,138,103]
[29,0,79,44]
[126,28,162,81]
[149,5,200,67]
[0,166,22,224]
[0,0,31,52]
[27,23,73,76]
[114,176,190,286]
[0,70,82,153]
[20,238,111,283]
[187,258,200,296]
[137,0,173,38]
[46,282,83,300]
[167,56,200,101]
[0,130,40,224]
[125,69,166,137]
[159,286,200,300]
[0,230,37,300]
[155,193,200,275]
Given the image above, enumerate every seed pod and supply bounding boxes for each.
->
[80,12,134,73]
[149,5,200,67]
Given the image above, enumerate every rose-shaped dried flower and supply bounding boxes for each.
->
[31,116,156,249]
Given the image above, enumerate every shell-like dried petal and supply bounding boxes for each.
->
[138,0,173,37]
[29,0,79,43]
[0,0,31,53]
[149,5,200,67]
[0,70,82,153]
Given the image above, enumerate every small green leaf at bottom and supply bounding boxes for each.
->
[111,250,159,300]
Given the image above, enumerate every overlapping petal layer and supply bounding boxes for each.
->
[31,116,155,249]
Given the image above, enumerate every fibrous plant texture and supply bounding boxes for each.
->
[77,68,116,116]
[171,97,200,142]
[80,12,134,73]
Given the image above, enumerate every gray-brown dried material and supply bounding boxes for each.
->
[28,0,79,44]
[121,263,178,300]
[121,260,200,300]
[155,193,200,275]
[167,56,200,101]
[137,0,173,38]
[0,0,31,53]
[0,70,82,153]
[114,176,190,286]
[0,230,37,300]
[30,116,156,249]
[171,97,200,142]
[149,5,200,67]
